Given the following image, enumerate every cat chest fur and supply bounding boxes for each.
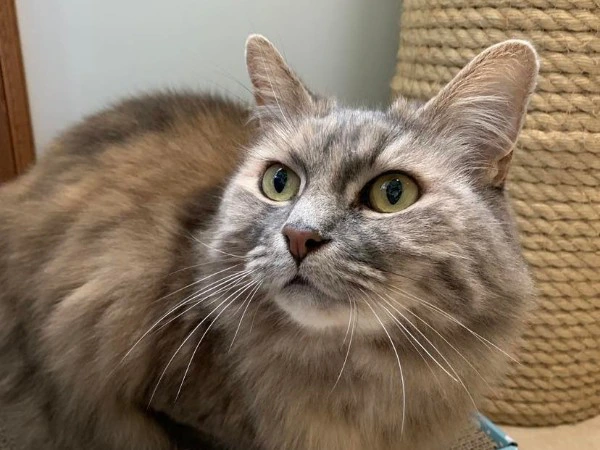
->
[205,314,474,450]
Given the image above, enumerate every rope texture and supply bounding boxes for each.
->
[391,0,599,427]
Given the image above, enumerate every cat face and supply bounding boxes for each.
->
[210,36,537,333]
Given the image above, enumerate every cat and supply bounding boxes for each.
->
[0,35,538,450]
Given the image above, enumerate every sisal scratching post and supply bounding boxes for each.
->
[391,0,599,427]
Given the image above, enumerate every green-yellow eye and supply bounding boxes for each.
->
[366,173,419,213]
[261,163,301,202]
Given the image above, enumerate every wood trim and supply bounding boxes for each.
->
[0,0,35,183]
[0,67,17,182]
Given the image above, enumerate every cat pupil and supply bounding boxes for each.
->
[273,168,288,193]
[386,179,403,204]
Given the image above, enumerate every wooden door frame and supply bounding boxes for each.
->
[0,0,35,183]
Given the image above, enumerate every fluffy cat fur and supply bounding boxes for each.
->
[0,36,538,450]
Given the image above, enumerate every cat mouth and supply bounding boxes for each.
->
[285,275,311,287]
[283,274,326,296]
[283,274,333,300]
[274,275,350,329]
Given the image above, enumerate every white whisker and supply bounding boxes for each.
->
[175,279,260,400]
[148,277,254,407]
[341,297,354,347]
[388,285,520,365]
[376,295,458,383]
[116,264,244,371]
[155,270,255,333]
[385,292,496,395]
[151,263,244,305]
[185,232,249,260]
[377,301,444,387]
[228,281,263,351]
[359,290,405,435]
[380,296,481,411]
[248,302,260,335]
[383,292,485,409]
[166,258,238,277]
[174,268,255,311]
[330,300,356,393]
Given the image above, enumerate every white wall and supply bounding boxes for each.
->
[16,0,400,152]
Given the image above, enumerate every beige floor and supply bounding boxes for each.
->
[503,415,600,450]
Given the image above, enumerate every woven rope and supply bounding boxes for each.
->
[391,0,599,427]
[450,423,497,450]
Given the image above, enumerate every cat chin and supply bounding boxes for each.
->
[273,290,352,330]
[272,289,389,333]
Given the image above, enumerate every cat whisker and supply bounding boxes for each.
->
[228,280,263,351]
[151,263,244,305]
[152,269,254,337]
[376,302,444,389]
[176,279,261,400]
[116,264,245,371]
[166,257,240,277]
[228,278,261,317]
[359,290,405,436]
[363,265,423,286]
[148,277,256,407]
[376,296,458,383]
[380,295,480,411]
[381,293,480,411]
[154,270,256,333]
[384,292,496,396]
[343,261,387,283]
[116,272,251,382]
[176,268,255,309]
[387,285,520,365]
[339,276,378,292]
[184,231,250,260]
[341,296,354,347]
[330,299,356,394]
[248,301,261,336]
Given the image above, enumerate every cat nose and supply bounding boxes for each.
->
[282,225,328,263]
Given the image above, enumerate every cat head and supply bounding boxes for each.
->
[210,35,537,334]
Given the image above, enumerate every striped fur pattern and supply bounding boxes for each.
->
[0,36,537,449]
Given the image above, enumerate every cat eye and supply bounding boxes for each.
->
[261,163,301,202]
[365,173,419,213]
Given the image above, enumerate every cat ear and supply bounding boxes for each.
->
[421,40,539,186]
[245,34,314,123]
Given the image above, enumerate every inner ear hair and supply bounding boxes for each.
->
[245,34,314,124]
[420,40,539,187]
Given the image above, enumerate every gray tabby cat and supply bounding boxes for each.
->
[0,35,537,450]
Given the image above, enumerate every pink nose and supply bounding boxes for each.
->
[282,226,328,263]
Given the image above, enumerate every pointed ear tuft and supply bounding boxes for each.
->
[422,40,539,186]
[245,34,314,123]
